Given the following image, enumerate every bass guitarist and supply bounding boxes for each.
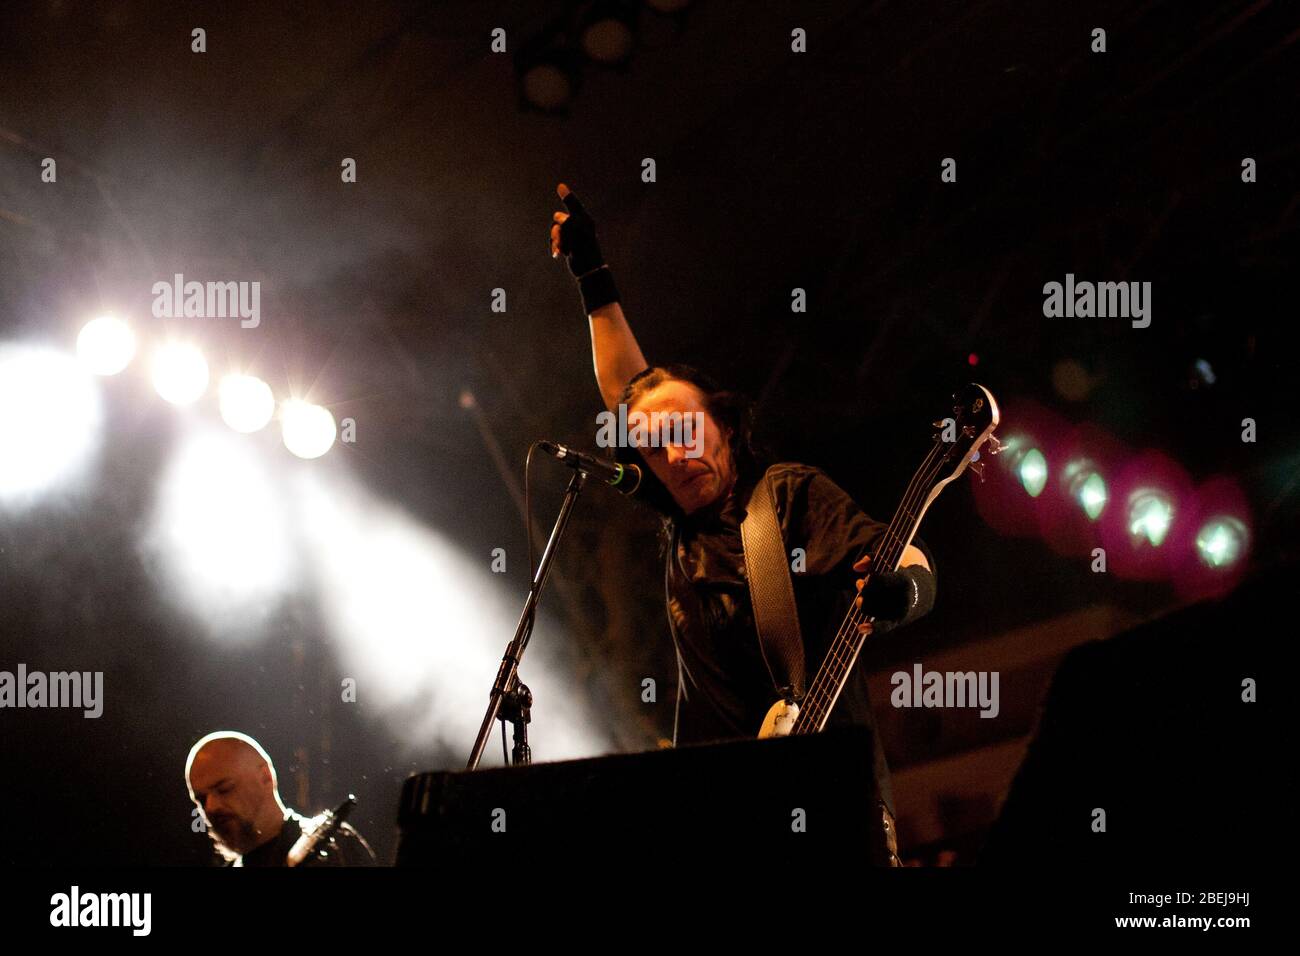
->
[549,184,939,866]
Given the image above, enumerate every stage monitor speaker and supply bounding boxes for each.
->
[396,725,890,865]
[981,562,1276,867]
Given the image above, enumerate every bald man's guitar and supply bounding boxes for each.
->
[287,794,358,866]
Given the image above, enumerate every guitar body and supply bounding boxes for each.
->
[757,699,800,738]
[754,383,1000,739]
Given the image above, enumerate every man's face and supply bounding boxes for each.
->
[187,743,275,854]
[629,379,736,514]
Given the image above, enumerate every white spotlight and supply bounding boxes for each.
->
[152,343,209,405]
[281,399,336,459]
[76,316,136,375]
[219,374,275,433]
[294,469,609,759]
[144,428,296,636]
[0,344,102,504]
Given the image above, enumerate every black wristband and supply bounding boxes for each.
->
[578,266,620,314]
[893,564,936,628]
[860,564,936,633]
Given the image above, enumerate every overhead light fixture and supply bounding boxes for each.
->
[1127,489,1174,547]
[76,315,136,376]
[515,28,582,113]
[1195,516,1248,569]
[580,1,638,66]
[1063,460,1108,520]
[152,343,210,406]
[219,374,276,434]
[281,399,337,459]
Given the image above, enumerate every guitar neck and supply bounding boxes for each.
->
[790,445,944,736]
[781,383,998,737]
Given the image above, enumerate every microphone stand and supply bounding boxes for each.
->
[467,468,587,770]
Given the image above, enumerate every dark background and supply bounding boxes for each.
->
[0,0,1292,866]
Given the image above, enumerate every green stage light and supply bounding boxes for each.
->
[1195,516,1248,569]
[1017,448,1048,498]
[1127,489,1173,547]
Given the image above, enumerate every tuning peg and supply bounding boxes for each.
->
[986,435,1003,456]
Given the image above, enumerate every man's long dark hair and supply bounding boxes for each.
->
[612,364,769,520]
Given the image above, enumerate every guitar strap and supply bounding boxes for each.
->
[740,466,807,703]
[664,465,807,747]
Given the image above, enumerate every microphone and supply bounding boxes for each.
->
[538,440,642,495]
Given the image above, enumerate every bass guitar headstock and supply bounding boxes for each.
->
[928,383,1001,491]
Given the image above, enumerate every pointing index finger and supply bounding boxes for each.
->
[558,184,586,216]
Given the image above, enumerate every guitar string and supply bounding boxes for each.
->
[792,439,952,733]
[799,430,979,731]
[794,442,945,732]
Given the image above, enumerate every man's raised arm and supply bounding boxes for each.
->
[550,183,648,412]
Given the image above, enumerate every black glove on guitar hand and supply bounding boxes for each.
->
[854,562,936,633]
[551,183,620,314]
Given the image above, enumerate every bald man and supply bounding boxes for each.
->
[185,731,377,867]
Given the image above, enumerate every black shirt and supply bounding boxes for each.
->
[662,462,930,815]
[235,812,378,867]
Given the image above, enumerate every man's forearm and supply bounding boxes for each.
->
[551,185,650,409]
[589,301,648,412]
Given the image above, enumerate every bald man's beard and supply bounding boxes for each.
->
[206,816,261,862]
